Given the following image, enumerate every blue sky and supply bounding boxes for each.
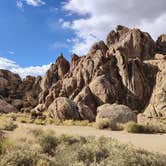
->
[0,0,165,77]
[0,0,75,67]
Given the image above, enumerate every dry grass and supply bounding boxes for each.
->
[0,126,166,166]
[124,121,166,134]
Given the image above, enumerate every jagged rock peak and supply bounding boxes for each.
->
[88,40,108,55]
[106,25,155,60]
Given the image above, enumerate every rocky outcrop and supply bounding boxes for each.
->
[96,103,137,123]
[0,70,21,99]
[156,35,166,55]
[0,25,165,122]
[106,25,155,60]
[0,70,42,112]
[0,99,18,113]
[138,59,166,121]
[48,97,80,120]
[34,26,160,121]
[74,86,97,121]
[39,54,70,104]
[20,76,42,109]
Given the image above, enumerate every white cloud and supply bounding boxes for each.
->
[25,0,45,7]
[0,57,50,78]
[16,0,45,10]
[62,0,166,55]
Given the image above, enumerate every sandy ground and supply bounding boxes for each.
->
[18,123,166,154]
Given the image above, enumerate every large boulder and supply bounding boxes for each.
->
[156,34,166,55]
[0,99,18,113]
[48,97,80,120]
[96,103,137,123]
[89,75,116,105]
[74,86,97,121]
[106,25,155,60]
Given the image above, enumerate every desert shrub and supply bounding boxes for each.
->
[1,126,166,166]
[62,120,91,126]
[76,140,109,165]
[34,119,46,125]
[28,128,44,137]
[38,133,58,155]
[6,113,17,121]
[45,119,92,126]
[95,118,118,130]
[0,120,18,131]
[0,138,12,155]
[124,122,145,133]
[0,144,55,166]
[125,122,166,134]
[59,134,80,145]
[0,147,37,166]
[145,124,166,133]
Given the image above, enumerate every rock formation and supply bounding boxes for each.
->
[0,25,165,123]
[48,97,80,120]
[0,99,17,113]
[96,103,137,123]
[156,34,166,55]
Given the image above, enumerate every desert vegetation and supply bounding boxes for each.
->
[1,113,166,134]
[0,125,166,166]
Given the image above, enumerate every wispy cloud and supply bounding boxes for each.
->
[8,51,15,55]
[25,0,45,7]
[50,42,69,50]
[0,56,50,78]
[16,0,45,11]
[16,0,24,11]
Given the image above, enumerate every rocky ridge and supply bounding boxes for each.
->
[0,25,165,123]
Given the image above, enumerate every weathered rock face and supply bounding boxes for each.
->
[156,35,166,55]
[106,25,155,60]
[20,76,42,108]
[115,51,154,110]
[0,99,18,113]
[48,97,80,120]
[140,60,166,119]
[0,70,21,99]
[74,86,97,121]
[39,54,70,104]
[96,103,137,123]
[0,70,42,112]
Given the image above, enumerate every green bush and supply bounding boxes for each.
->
[38,133,58,155]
